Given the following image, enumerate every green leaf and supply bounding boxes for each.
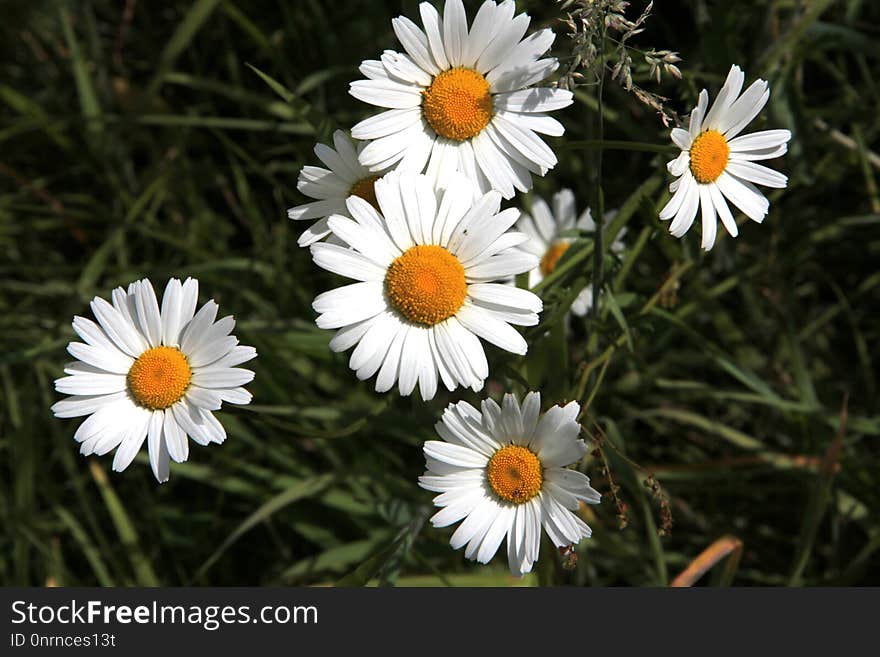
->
[59,6,101,133]
[335,534,409,587]
[245,62,297,105]
[604,286,633,351]
[88,463,159,586]
[144,0,224,101]
[193,474,334,581]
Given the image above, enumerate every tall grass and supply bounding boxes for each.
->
[1,0,877,586]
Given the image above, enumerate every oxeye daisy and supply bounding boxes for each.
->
[349,0,573,200]
[287,130,390,247]
[310,171,541,400]
[51,278,257,483]
[419,392,601,576]
[518,188,625,316]
[660,64,791,250]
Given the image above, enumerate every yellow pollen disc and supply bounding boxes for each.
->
[349,175,381,210]
[689,130,730,183]
[540,241,570,276]
[127,346,192,410]
[487,445,544,504]
[385,245,467,326]
[422,67,493,141]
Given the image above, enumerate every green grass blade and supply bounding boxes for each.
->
[193,474,334,581]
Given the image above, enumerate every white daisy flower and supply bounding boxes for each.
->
[519,189,625,316]
[349,0,573,200]
[660,64,792,250]
[310,171,541,400]
[420,392,601,576]
[51,278,257,483]
[287,130,391,247]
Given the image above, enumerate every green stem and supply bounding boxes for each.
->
[590,16,608,325]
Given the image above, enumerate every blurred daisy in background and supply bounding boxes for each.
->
[349,0,572,199]
[310,171,541,400]
[518,188,625,316]
[288,130,390,247]
[660,64,791,250]
[52,278,256,483]
[420,392,601,576]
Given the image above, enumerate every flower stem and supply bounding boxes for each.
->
[590,13,608,325]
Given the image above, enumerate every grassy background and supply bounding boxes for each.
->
[1,0,878,586]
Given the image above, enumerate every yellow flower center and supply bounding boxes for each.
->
[127,346,192,410]
[689,130,730,184]
[487,445,543,504]
[349,175,381,210]
[384,245,467,326]
[422,67,493,141]
[540,241,570,276]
